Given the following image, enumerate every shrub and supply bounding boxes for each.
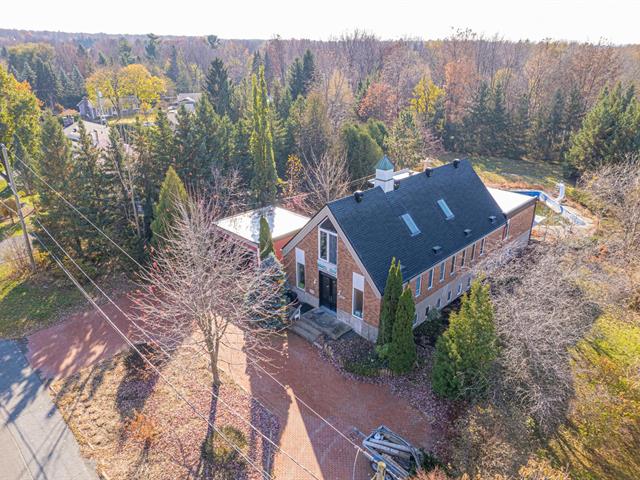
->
[432,280,498,399]
[414,309,446,346]
[202,425,247,465]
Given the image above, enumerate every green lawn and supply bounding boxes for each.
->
[434,153,568,188]
[0,263,84,339]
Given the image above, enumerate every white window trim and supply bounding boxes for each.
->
[415,275,422,297]
[457,283,462,296]
[450,255,456,276]
[460,249,466,268]
[352,272,365,319]
[503,220,511,240]
[480,238,486,256]
[439,261,446,281]
[427,268,434,290]
[471,243,476,261]
[318,227,338,265]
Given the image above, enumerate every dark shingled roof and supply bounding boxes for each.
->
[327,160,506,292]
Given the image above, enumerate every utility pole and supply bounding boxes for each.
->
[1,144,36,271]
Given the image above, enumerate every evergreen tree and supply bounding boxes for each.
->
[145,33,161,62]
[432,279,499,399]
[34,59,61,108]
[377,258,402,346]
[150,166,188,245]
[249,66,278,205]
[388,287,417,374]
[567,83,640,172]
[118,37,135,66]
[488,81,509,156]
[251,51,263,75]
[167,45,181,82]
[204,58,232,116]
[251,253,287,328]
[509,94,531,159]
[461,81,491,153]
[36,113,74,257]
[258,215,274,259]
[385,109,424,169]
[342,122,384,180]
[174,105,199,186]
[193,96,237,176]
[288,58,305,101]
[366,119,388,151]
[68,120,108,260]
[97,51,108,66]
[301,49,316,94]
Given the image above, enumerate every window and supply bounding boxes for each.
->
[467,277,471,288]
[296,263,305,289]
[436,298,441,309]
[480,238,486,256]
[437,199,455,220]
[319,229,337,264]
[352,273,364,319]
[471,243,476,261]
[415,275,422,297]
[460,249,466,268]
[439,261,446,281]
[295,248,305,289]
[427,268,434,289]
[450,255,456,275]
[457,283,462,296]
[502,220,510,240]
[401,213,420,236]
[425,305,430,317]
[447,290,452,302]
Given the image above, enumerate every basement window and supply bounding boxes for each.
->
[400,213,420,236]
[437,199,455,220]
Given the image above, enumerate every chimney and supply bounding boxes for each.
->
[373,155,394,193]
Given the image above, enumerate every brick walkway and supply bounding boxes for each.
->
[26,296,436,479]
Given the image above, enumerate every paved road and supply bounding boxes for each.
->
[0,340,98,480]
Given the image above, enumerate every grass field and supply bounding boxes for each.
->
[434,153,568,188]
[0,262,84,338]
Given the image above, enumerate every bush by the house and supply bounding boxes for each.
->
[414,308,446,346]
[389,287,417,374]
[431,279,498,399]
[258,215,274,260]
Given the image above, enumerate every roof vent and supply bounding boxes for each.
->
[432,245,442,254]
[425,167,433,177]
[489,215,496,223]
[453,159,461,168]
[354,190,364,203]
[464,228,472,236]
[394,181,400,190]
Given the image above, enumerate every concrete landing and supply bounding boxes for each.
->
[290,308,352,344]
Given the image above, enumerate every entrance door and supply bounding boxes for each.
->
[319,272,337,311]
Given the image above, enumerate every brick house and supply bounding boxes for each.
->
[282,158,536,342]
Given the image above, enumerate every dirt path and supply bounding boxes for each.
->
[27,296,436,479]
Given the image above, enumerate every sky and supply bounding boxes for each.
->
[3,0,640,44]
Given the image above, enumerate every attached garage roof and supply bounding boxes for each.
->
[487,187,535,215]
[215,206,310,244]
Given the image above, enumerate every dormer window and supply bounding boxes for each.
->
[437,199,454,220]
[400,213,420,236]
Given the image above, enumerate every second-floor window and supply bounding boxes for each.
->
[319,229,337,264]
[439,261,446,281]
[415,275,422,297]
[450,255,456,275]
[471,243,476,261]
[460,249,466,268]
[480,238,486,255]
[427,268,434,289]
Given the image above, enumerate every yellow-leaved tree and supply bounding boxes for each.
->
[86,64,165,117]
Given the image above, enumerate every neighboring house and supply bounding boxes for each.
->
[63,121,111,149]
[215,206,310,261]
[175,93,203,113]
[282,158,536,342]
[77,95,139,121]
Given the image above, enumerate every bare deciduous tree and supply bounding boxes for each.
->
[134,195,286,386]
[487,240,599,432]
[303,151,350,211]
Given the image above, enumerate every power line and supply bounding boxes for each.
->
[29,232,273,480]
[33,217,322,479]
[13,155,144,270]
[16,151,371,464]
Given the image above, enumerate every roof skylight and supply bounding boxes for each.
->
[400,213,421,236]
[437,199,455,220]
